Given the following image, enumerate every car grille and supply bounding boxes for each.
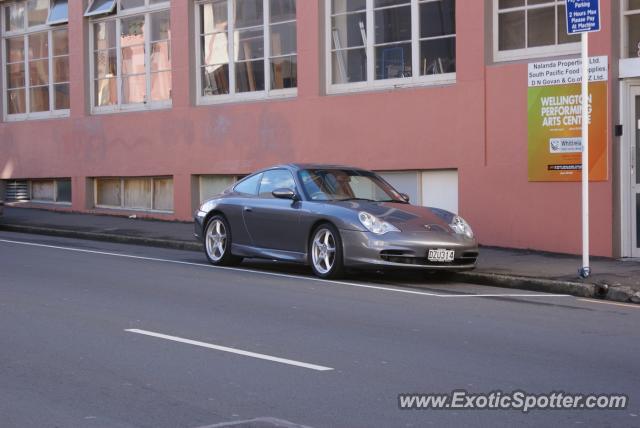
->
[380,250,478,266]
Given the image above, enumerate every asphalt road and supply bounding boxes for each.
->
[0,231,638,428]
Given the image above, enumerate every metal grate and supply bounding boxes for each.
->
[5,180,30,202]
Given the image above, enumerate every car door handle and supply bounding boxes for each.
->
[243,207,253,212]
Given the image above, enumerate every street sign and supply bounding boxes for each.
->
[566,0,601,34]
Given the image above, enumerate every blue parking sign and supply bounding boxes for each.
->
[566,0,601,34]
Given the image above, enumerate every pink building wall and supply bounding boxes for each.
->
[0,1,615,257]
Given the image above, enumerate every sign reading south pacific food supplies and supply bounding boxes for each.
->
[565,0,601,34]
[527,56,608,182]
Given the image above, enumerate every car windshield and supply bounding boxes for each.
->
[299,169,406,203]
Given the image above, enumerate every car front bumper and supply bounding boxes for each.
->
[341,229,478,270]
[194,210,207,242]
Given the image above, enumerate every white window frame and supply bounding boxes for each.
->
[324,0,456,95]
[1,1,70,122]
[88,0,172,115]
[195,0,297,106]
[492,0,580,63]
[622,0,640,60]
[29,178,72,205]
[94,176,174,213]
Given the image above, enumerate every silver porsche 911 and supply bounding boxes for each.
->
[194,164,478,279]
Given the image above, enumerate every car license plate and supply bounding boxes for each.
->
[428,249,455,262]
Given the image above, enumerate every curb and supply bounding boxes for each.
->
[0,224,201,252]
[1,223,636,304]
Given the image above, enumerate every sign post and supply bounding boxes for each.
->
[565,0,600,278]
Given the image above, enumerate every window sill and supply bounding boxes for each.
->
[493,43,581,63]
[326,73,456,96]
[619,57,640,78]
[197,89,297,106]
[91,101,172,116]
[4,110,70,122]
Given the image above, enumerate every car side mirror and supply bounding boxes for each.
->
[272,188,299,200]
[400,193,410,203]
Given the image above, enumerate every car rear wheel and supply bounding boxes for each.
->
[204,215,243,266]
[309,223,344,279]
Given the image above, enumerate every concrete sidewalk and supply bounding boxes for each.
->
[1,206,639,303]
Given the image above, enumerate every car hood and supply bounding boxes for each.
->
[330,200,456,233]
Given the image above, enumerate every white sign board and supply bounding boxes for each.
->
[528,56,608,87]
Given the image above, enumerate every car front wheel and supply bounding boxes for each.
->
[204,215,243,266]
[309,223,344,279]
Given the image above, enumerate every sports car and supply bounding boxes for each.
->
[194,164,478,278]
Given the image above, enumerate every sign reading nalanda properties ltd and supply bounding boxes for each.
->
[527,56,608,182]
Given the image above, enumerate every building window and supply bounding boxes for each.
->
[87,0,171,113]
[1,0,69,121]
[326,0,455,93]
[95,176,173,212]
[623,1,640,59]
[29,178,72,203]
[196,0,297,104]
[494,0,580,62]
[198,175,242,204]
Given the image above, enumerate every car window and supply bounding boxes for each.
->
[258,169,296,198]
[233,173,262,196]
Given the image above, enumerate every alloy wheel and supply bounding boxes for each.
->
[206,219,227,262]
[312,228,336,274]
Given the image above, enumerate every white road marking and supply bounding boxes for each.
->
[0,238,570,299]
[125,329,333,371]
[576,298,640,309]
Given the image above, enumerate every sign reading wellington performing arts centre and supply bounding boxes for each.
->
[527,56,608,181]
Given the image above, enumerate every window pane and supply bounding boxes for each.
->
[420,0,455,38]
[121,45,146,74]
[202,33,229,65]
[28,32,49,59]
[27,0,49,27]
[629,14,640,58]
[30,86,50,112]
[151,41,171,71]
[32,180,55,200]
[7,37,25,63]
[270,0,295,23]
[375,0,409,7]
[527,6,554,48]
[331,48,366,83]
[8,89,27,114]
[235,28,264,60]
[270,55,297,89]
[200,175,237,203]
[630,0,640,9]
[53,29,69,55]
[375,43,411,79]
[150,71,171,101]
[235,0,263,28]
[48,0,69,24]
[332,0,366,14]
[95,78,117,106]
[5,3,25,31]
[234,173,262,195]
[258,170,295,198]
[557,5,580,45]
[7,63,25,88]
[122,74,146,103]
[150,10,171,41]
[201,1,228,33]
[56,179,72,203]
[96,179,121,206]
[498,11,525,50]
[331,12,367,49]
[152,178,173,211]
[420,37,455,75]
[54,83,70,109]
[29,59,49,85]
[94,21,117,50]
[235,60,265,92]
[95,49,117,78]
[498,0,524,8]
[121,15,145,45]
[271,21,297,56]
[53,57,69,82]
[124,178,152,210]
[86,0,117,15]
[202,64,230,95]
[374,5,411,44]
[120,0,145,10]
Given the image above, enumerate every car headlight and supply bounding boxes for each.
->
[450,215,474,238]
[358,211,400,235]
